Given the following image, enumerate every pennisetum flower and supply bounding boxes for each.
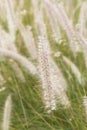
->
[83,96,87,121]
[50,59,70,108]
[0,0,6,20]
[43,0,82,54]
[79,1,87,37]
[38,35,56,112]
[0,48,37,75]
[16,16,37,60]
[4,0,16,41]
[33,1,56,112]
[76,33,87,69]
[19,0,24,9]
[0,26,27,81]
[31,0,39,21]
[44,5,62,43]
[38,18,56,112]
[54,51,83,85]
[62,56,83,84]
[32,0,70,112]
[2,95,12,130]
[62,0,74,18]
[0,26,17,52]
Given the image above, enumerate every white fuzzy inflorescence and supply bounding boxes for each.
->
[2,95,12,130]
[63,56,82,84]
[44,5,62,43]
[0,27,17,52]
[83,96,87,121]
[33,1,70,112]
[38,35,56,112]
[16,16,37,59]
[43,0,82,53]
[79,1,87,37]
[34,4,56,111]
[4,0,16,41]
[0,48,37,75]
[50,60,70,108]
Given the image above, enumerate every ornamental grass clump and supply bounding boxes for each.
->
[0,0,87,130]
